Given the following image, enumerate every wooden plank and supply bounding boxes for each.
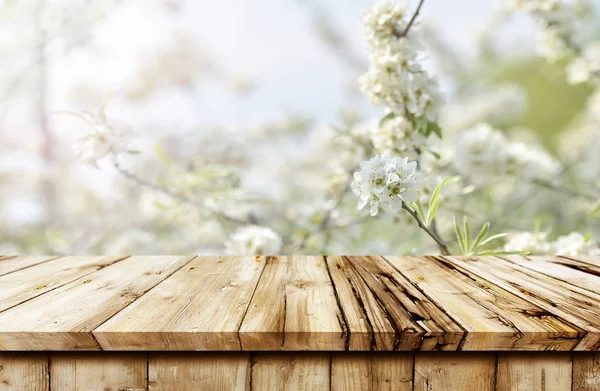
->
[95,256,264,350]
[239,256,346,351]
[0,256,58,277]
[326,255,392,350]
[561,255,600,268]
[387,256,581,350]
[548,256,600,275]
[414,353,495,391]
[345,256,463,351]
[573,353,600,391]
[0,256,194,350]
[443,256,600,351]
[331,352,413,391]
[252,353,330,390]
[50,352,146,391]
[0,256,125,313]
[0,353,49,391]
[496,352,572,391]
[149,353,249,391]
[502,255,600,303]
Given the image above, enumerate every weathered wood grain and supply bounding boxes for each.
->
[149,353,250,391]
[502,255,600,303]
[0,256,58,277]
[396,255,581,350]
[0,256,193,350]
[0,256,125,313]
[331,352,413,391]
[239,256,346,351]
[414,353,496,391]
[442,256,599,351]
[0,256,599,352]
[325,256,393,350]
[573,353,600,391]
[95,256,264,350]
[0,353,49,391]
[561,255,600,268]
[496,353,572,391]
[252,353,330,390]
[348,256,463,350]
[50,352,146,391]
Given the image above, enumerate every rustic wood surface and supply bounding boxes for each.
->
[2,352,599,390]
[0,255,599,351]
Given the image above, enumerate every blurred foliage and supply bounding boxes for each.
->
[492,58,594,153]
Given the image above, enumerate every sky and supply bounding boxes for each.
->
[51,0,507,133]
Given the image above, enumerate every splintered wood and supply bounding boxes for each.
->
[0,255,599,351]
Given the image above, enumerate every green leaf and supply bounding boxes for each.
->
[152,201,172,210]
[592,200,600,218]
[454,216,467,255]
[463,216,471,254]
[379,112,396,126]
[479,233,509,246]
[154,144,171,167]
[427,149,441,160]
[428,121,442,139]
[471,222,490,252]
[425,176,459,226]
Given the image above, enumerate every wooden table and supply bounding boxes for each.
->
[0,255,599,390]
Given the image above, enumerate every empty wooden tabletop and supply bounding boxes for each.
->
[0,255,599,351]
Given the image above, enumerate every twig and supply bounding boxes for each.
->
[401,202,451,255]
[289,169,355,252]
[400,0,426,37]
[531,178,597,202]
[113,162,256,225]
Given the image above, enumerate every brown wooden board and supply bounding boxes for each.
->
[0,256,599,351]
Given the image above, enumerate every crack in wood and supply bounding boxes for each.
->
[324,256,350,351]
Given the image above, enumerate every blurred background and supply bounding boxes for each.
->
[0,0,599,254]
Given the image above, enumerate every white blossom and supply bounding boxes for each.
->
[503,231,552,254]
[72,112,135,167]
[440,84,527,133]
[363,0,411,51]
[371,116,424,155]
[454,123,559,182]
[505,142,560,179]
[351,155,423,216]
[567,43,600,84]
[503,0,596,73]
[535,28,567,63]
[225,225,283,255]
[552,232,591,255]
[359,0,442,124]
[454,123,509,181]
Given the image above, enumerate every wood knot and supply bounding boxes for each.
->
[291,280,313,289]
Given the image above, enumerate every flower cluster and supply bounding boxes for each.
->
[371,115,425,156]
[224,225,283,255]
[359,0,442,124]
[567,43,600,85]
[453,123,559,182]
[503,231,552,254]
[503,0,598,84]
[71,111,135,167]
[351,155,423,216]
[504,231,599,255]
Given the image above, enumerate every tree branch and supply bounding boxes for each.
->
[402,202,451,255]
[113,162,257,225]
[400,0,426,38]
